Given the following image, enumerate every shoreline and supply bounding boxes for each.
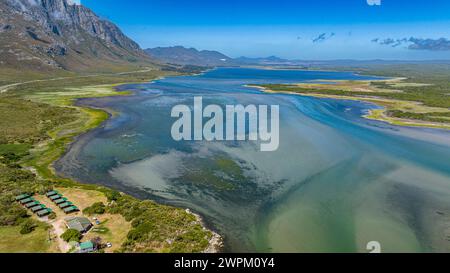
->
[237,65,403,79]
[185,209,224,253]
[71,82,225,252]
[57,69,444,251]
[17,71,224,253]
[66,80,224,253]
[21,67,445,253]
[247,83,450,130]
[54,90,227,251]
[64,87,225,252]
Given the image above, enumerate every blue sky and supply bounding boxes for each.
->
[82,0,450,60]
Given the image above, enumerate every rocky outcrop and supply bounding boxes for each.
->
[0,0,153,71]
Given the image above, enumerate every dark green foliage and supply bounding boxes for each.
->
[0,200,29,226]
[0,164,53,227]
[83,202,106,215]
[20,219,37,234]
[107,195,212,252]
[91,237,103,249]
[105,190,121,202]
[1,152,21,163]
[387,110,450,123]
[170,225,209,253]
[60,229,82,242]
[48,212,56,220]
[0,144,31,165]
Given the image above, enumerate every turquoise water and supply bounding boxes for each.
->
[56,68,450,252]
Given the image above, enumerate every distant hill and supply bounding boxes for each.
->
[0,0,155,72]
[234,56,293,65]
[146,46,450,69]
[145,46,310,67]
[145,46,234,67]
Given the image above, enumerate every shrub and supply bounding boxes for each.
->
[0,205,29,226]
[20,219,37,234]
[48,212,57,220]
[61,229,82,242]
[83,202,106,215]
[105,190,121,202]
[91,236,103,249]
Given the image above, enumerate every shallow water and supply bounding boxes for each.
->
[55,68,450,253]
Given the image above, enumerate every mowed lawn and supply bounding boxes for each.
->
[0,223,58,253]
[56,187,107,210]
[84,214,131,253]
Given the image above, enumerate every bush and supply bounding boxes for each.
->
[61,229,82,242]
[1,152,21,162]
[0,205,29,226]
[105,190,121,202]
[48,212,56,220]
[83,202,106,215]
[91,236,103,249]
[20,219,37,234]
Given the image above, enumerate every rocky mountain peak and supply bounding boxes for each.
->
[5,0,140,50]
[0,0,150,71]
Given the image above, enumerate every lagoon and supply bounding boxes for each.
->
[55,67,450,252]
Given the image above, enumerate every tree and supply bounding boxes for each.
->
[20,219,37,234]
[61,229,82,242]
[83,202,106,215]
[105,190,121,202]
[91,236,103,249]
[48,212,56,220]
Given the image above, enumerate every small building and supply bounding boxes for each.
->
[63,206,79,214]
[50,195,62,201]
[25,201,40,208]
[54,198,68,205]
[19,198,34,205]
[59,202,73,209]
[31,205,46,213]
[65,216,92,233]
[78,241,95,253]
[46,191,59,197]
[37,208,52,217]
[15,194,30,201]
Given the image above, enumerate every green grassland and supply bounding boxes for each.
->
[0,68,75,87]
[0,223,56,253]
[253,63,450,128]
[0,66,216,253]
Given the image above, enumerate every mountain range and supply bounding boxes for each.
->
[145,46,303,67]
[145,46,450,68]
[3,0,445,75]
[0,0,154,72]
[145,46,234,67]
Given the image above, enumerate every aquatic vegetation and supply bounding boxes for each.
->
[0,70,217,253]
[65,68,450,252]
